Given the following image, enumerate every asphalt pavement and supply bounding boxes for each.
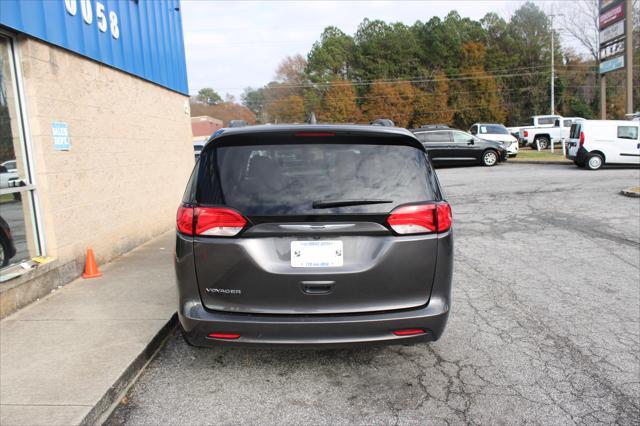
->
[107,163,640,425]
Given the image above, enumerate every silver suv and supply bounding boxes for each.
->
[175,125,453,347]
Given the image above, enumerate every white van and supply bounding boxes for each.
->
[566,120,640,170]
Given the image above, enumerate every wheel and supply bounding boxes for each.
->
[573,160,585,168]
[535,137,550,150]
[585,153,603,170]
[0,235,10,267]
[481,150,498,167]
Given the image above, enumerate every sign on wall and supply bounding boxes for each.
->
[600,20,625,45]
[52,122,71,151]
[0,0,188,95]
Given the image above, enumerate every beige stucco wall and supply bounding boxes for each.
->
[17,36,194,264]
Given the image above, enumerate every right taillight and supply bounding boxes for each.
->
[176,205,247,237]
[579,131,585,147]
[387,202,452,235]
[523,130,528,137]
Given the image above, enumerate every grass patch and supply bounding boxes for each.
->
[512,149,569,162]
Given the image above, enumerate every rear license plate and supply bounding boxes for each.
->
[291,241,343,268]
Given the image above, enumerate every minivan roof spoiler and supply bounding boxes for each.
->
[205,124,425,152]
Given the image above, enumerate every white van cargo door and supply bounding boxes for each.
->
[616,125,640,164]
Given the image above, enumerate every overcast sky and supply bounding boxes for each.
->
[180,0,539,99]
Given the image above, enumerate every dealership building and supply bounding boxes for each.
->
[0,0,194,317]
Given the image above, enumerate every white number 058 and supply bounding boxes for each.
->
[65,0,120,40]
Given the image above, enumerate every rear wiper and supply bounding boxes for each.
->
[312,199,393,209]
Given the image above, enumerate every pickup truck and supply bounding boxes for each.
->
[518,115,584,149]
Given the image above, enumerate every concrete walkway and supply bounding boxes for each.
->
[0,232,177,426]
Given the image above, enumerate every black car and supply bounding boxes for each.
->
[411,128,508,167]
[175,124,453,348]
[0,216,16,267]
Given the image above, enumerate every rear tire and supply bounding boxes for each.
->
[481,150,498,167]
[535,136,550,150]
[585,153,603,170]
[0,235,10,267]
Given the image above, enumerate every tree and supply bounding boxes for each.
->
[412,72,453,127]
[265,95,305,123]
[275,54,308,87]
[307,27,355,81]
[361,81,414,127]
[241,87,267,121]
[319,80,360,123]
[451,42,506,127]
[197,88,222,105]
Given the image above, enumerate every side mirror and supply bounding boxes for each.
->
[0,166,7,173]
[468,138,475,145]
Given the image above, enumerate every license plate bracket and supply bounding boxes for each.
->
[291,241,343,268]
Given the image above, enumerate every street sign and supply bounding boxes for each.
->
[600,55,625,74]
[600,0,620,11]
[599,2,625,28]
[600,40,625,60]
[600,19,625,45]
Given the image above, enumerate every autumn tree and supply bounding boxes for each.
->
[451,42,506,127]
[412,72,453,127]
[265,95,305,123]
[197,88,222,105]
[361,81,414,127]
[319,80,359,123]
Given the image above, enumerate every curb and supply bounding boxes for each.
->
[508,160,571,165]
[621,188,640,198]
[81,313,178,425]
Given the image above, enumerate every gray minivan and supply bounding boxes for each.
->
[175,125,453,347]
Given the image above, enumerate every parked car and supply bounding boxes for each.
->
[1,160,17,173]
[0,164,19,189]
[193,140,205,160]
[411,127,508,167]
[519,116,584,149]
[0,216,17,267]
[370,118,395,127]
[175,124,453,347]
[469,123,519,157]
[228,120,247,128]
[566,120,640,170]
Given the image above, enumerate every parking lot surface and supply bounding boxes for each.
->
[108,164,640,425]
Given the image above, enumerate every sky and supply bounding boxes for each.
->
[180,0,538,100]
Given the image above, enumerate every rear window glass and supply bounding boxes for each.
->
[198,143,435,215]
[569,123,581,139]
[479,125,508,135]
[417,131,450,142]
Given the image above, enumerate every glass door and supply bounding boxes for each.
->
[0,34,43,274]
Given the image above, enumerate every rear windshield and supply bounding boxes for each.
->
[197,143,436,215]
[479,125,508,135]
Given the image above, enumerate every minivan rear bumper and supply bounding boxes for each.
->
[179,297,449,348]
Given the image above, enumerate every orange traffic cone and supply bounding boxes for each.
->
[82,248,102,279]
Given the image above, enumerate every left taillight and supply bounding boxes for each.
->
[194,207,246,236]
[176,205,247,237]
[387,202,452,235]
[176,205,194,235]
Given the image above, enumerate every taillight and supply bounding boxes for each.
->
[194,207,246,236]
[579,131,585,147]
[207,332,241,339]
[523,130,528,137]
[393,329,426,336]
[387,202,452,235]
[176,205,246,237]
[176,205,193,235]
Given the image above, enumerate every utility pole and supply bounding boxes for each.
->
[625,0,633,114]
[550,14,555,115]
[601,76,607,119]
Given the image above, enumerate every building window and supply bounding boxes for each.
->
[0,34,43,273]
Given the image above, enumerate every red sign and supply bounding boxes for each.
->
[599,2,624,29]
